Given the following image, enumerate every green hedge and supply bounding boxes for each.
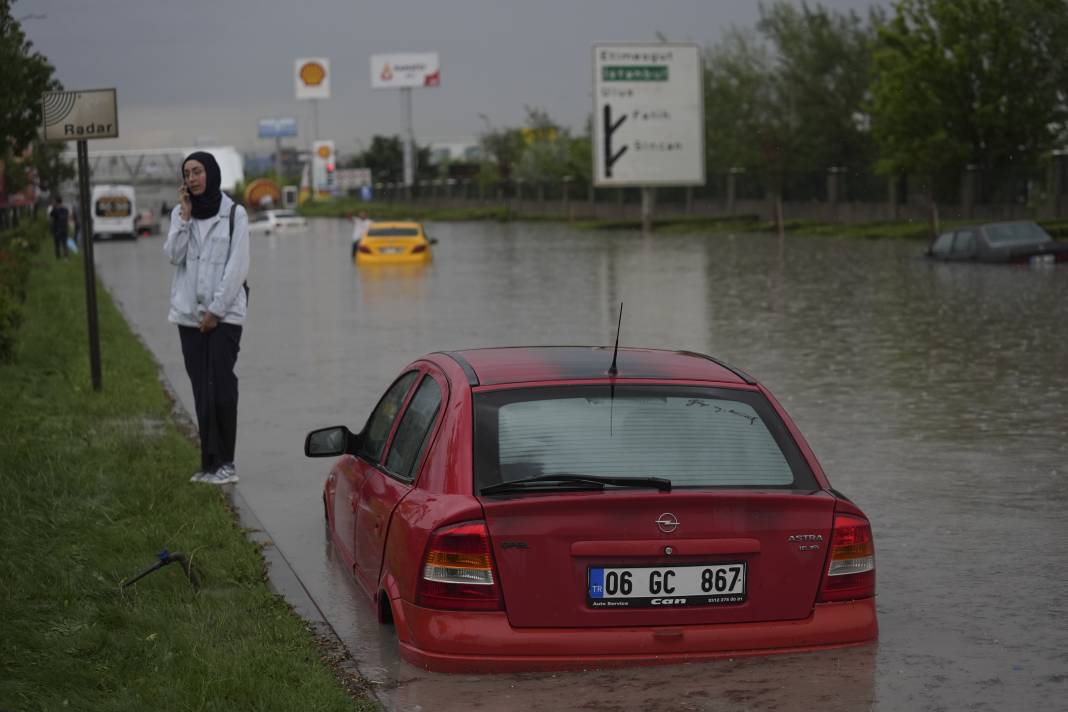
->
[0,219,44,362]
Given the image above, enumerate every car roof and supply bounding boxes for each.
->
[368,221,422,229]
[436,346,754,387]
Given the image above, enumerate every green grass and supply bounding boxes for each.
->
[0,230,377,711]
[299,197,1068,241]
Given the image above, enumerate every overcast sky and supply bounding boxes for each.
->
[17,0,882,157]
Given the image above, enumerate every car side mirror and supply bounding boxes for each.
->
[304,425,359,457]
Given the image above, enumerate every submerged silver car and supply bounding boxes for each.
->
[926,220,1068,264]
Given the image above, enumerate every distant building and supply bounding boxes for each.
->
[426,139,481,166]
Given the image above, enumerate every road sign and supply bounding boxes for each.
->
[296,58,331,99]
[258,117,297,139]
[41,88,118,141]
[592,44,704,186]
[371,53,441,89]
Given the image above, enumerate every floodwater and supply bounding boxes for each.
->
[93,216,1068,711]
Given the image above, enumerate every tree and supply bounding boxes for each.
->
[1,3,72,206]
[0,2,60,153]
[869,0,1068,214]
[757,2,879,174]
[349,135,432,184]
[704,26,801,232]
[704,2,881,216]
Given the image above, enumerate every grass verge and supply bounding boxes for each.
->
[0,230,377,711]
[299,197,1068,240]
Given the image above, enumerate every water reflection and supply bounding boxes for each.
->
[92,218,1068,712]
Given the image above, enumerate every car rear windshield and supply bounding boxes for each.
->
[473,385,817,491]
[274,211,299,218]
[985,222,1051,245]
[367,227,420,237]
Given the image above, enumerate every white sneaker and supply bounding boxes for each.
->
[201,464,238,485]
[190,469,213,483]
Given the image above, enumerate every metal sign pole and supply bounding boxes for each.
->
[76,139,102,391]
[402,87,414,199]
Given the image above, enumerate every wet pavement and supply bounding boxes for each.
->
[93,216,1068,711]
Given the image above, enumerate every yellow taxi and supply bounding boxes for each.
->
[355,221,435,265]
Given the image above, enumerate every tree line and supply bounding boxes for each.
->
[355,0,1068,219]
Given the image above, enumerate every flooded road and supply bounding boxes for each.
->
[94,217,1068,711]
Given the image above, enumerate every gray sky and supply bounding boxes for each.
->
[17,0,882,157]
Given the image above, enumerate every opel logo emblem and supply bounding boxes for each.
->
[656,513,679,533]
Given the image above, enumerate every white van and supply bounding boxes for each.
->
[91,184,137,239]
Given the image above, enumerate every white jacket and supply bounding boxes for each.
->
[164,193,249,327]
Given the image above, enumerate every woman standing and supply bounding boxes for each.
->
[164,151,250,485]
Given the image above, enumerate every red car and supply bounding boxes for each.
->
[305,347,877,673]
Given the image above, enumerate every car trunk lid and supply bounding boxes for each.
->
[481,489,835,628]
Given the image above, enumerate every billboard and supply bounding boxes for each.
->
[592,44,704,186]
[371,53,441,89]
[258,117,298,139]
[295,58,331,99]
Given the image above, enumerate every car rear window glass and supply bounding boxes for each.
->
[96,197,132,217]
[359,371,418,463]
[385,376,442,479]
[952,230,976,254]
[985,222,1051,245]
[367,227,420,237]
[473,385,815,491]
[931,232,954,256]
[274,211,299,218]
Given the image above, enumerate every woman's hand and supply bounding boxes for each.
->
[198,311,219,333]
[178,184,192,221]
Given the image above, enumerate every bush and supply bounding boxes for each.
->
[0,219,45,362]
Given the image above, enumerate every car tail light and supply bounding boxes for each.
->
[358,243,373,254]
[411,244,427,254]
[818,514,875,602]
[417,521,502,611]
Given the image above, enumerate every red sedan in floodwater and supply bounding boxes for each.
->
[305,347,877,673]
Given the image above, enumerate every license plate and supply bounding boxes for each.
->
[380,247,404,254]
[587,563,746,608]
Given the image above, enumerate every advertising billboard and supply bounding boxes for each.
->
[371,53,441,89]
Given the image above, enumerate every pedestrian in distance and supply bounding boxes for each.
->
[164,151,250,486]
[48,195,70,259]
[350,210,372,260]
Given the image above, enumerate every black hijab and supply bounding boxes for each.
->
[182,151,223,219]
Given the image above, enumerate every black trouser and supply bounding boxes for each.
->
[179,323,242,472]
[52,232,68,259]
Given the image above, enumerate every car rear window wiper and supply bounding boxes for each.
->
[480,474,672,495]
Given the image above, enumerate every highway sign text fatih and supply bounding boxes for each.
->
[592,44,704,187]
[42,88,118,141]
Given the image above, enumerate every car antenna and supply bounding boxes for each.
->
[608,302,622,436]
[608,302,622,376]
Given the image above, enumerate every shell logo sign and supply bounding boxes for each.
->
[295,57,331,99]
[317,144,332,159]
[300,62,326,86]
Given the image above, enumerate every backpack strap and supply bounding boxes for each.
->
[226,202,249,301]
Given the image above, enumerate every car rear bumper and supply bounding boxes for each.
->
[393,597,877,673]
[356,252,431,265]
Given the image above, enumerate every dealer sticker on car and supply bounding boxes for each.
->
[588,563,747,607]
